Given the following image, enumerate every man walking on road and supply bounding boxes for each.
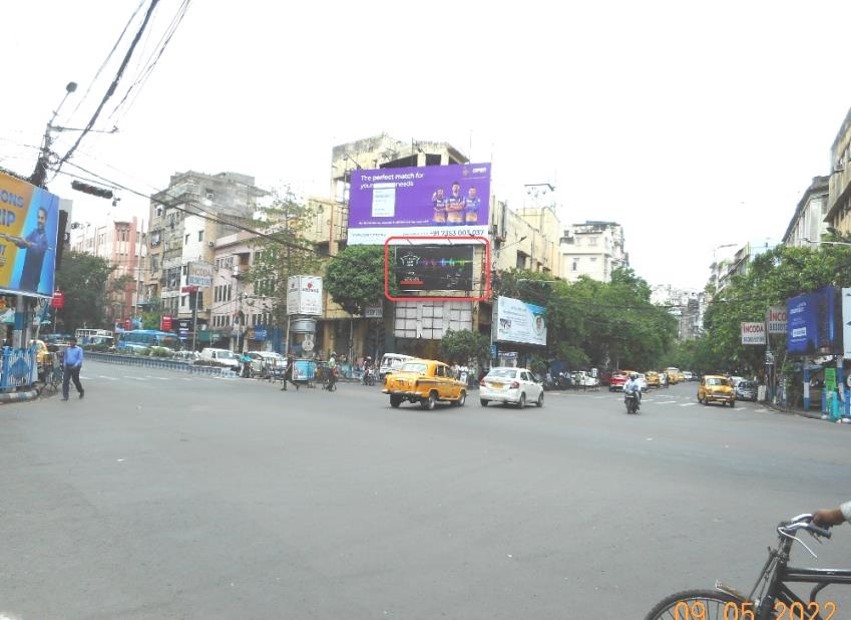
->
[62,337,84,401]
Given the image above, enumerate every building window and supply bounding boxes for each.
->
[589,236,598,246]
[572,258,580,271]
[198,230,204,242]
[181,295,187,307]
[185,234,190,245]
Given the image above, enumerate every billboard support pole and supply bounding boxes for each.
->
[191,290,198,352]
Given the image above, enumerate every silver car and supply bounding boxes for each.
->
[479,367,544,408]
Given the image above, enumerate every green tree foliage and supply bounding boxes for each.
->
[246,189,321,327]
[702,242,851,376]
[492,267,676,370]
[439,328,491,366]
[324,246,386,316]
[53,251,115,332]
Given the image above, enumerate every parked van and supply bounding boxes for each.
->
[199,347,239,368]
[379,353,416,380]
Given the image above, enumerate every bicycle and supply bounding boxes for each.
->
[644,513,843,619]
[41,357,64,396]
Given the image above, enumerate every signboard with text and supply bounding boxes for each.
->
[286,275,323,316]
[187,261,213,288]
[393,245,474,292]
[0,172,60,297]
[766,305,787,334]
[741,322,767,345]
[347,163,491,244]
[787,287,842,355]
[844,288,851,360]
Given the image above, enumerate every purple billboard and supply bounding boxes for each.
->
[347,163,491,245]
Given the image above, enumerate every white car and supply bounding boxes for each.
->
[636,373,648,392]
[479,367,544,408]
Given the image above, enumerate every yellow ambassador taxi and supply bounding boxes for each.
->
[644,370,661,388]
[382,359,467,410]
[697,375,736,407]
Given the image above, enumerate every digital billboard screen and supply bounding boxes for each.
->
[393,245,474,292]
[0,172,60,297]
[348,163,491,245]
[786,286,842,355]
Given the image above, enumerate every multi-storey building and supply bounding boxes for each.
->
[782,176,830,247]
[143,171,266,346]
[825,106,851,235]
[559,221,627,283]
[651,285,705,341]
[69,212,146,327]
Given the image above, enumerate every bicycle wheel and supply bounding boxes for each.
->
[644,589,743,620]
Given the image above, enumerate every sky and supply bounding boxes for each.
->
[4,0,851,291]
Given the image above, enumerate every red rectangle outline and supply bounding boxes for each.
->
[384,235,491,302]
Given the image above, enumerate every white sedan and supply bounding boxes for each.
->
[479,367,544,408]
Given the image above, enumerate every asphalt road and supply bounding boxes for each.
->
[2,363,851,619]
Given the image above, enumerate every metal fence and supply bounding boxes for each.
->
[84,352,238,378]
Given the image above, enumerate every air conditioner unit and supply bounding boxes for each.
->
[208,241,214,247]
[233,265,240,277]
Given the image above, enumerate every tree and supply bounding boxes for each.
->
[53,251,116,332]
[246,189,321,327]
[439,329,491,366]
[324,246,386,316]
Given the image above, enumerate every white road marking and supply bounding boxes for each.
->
[655,401,677,405]
[97,375,118,380]
[679,402,697,407]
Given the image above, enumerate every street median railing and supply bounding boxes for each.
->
[85,351,238,378]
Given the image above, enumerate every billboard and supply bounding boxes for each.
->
[0,172,60,297]
[187,261,213,288]
[495,296,547,346]
[394,245,474,292]
[741,322,767,345]
[843,288,851,360]
[786,286,842,355]
[348,163,491,244]
[286,275,323,316]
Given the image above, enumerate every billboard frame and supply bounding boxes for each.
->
[383,235,491,302]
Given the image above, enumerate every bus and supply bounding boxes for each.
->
[116,329,180,353]
[75,328,113,345]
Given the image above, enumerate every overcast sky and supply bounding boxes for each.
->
[4,0,851,291]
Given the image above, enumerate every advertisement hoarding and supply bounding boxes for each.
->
[741,322,767,345]
[786,286,842,355]
[0,172,61,297]
[348,163,491,245]
[394,245,474,292]
[187,261,213,288]
[286,275,323,316]
[844,288,851,360]
[495,296,547,346]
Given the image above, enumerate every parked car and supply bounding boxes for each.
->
[697,375,735,407]
[571,370,599,388]
[645,370,661,388]
[682,371,695,381]
[382,359,467,410]
[480,367,544,408]
[609,371,630,392]
[198,347,239,368]
[379,353,416,380]
[735,380,758,402]
[248,351,286,378]
[635,373,648,392]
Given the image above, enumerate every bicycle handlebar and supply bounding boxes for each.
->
[778,513,832,540]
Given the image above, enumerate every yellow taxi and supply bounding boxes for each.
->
[382,359,467,410]
[697,375,735,407]
[644,370,660,388]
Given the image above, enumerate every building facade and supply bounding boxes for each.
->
[825,107,851,235]
[782,176,830,247]
[559,221,627,283]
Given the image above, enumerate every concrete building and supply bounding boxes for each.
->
[782,176,830,247]
[651,285,705,341]
[143,171,266,346]
[826,106,851,235]
[69,213,146,328]
[559,221,627,283]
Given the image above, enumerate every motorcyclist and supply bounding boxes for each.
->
[623,372,642,409]
[362,356,375,385]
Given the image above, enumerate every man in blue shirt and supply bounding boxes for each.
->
[62,337,84,401]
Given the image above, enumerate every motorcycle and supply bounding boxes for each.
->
[362,367,376,386]
[624,390,640,414]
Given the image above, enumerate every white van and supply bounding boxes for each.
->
[199,347,240,368]
[379,353,416,380]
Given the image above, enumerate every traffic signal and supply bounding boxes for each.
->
[71,180,114,199]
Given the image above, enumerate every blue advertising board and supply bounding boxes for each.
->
[786,286,841,355]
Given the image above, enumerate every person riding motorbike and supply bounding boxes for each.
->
[362,356,375,385]
[623,372,642,411]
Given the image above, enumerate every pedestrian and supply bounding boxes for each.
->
[62,337,84,401]
[281,354,298,391]
[240,351,252,378]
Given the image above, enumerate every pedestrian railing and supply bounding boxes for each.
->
[85,351,237,378]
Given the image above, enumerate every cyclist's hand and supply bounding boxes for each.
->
[812,508,844,527]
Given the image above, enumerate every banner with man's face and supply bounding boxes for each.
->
[0,172,60,297]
